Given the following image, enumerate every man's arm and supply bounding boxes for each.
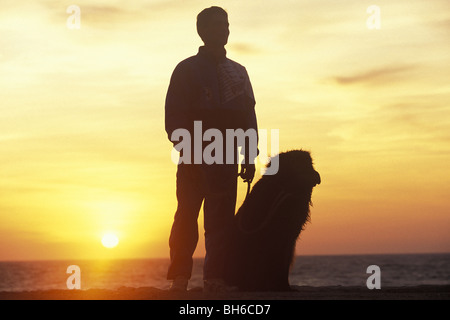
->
[165,62,194,145]
[239,67,259,183]
[241,67,259,161]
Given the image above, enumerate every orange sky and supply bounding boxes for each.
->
[1,0,449,261]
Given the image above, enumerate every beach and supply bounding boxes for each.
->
[1,285,449,300]
[1,254,449,301]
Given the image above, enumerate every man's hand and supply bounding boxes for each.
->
[239,163,255,183]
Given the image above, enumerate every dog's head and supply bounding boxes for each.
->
[266,150,321,188]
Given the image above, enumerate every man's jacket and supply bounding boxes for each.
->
[165,46,258,164]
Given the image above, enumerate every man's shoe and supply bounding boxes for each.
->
[203,279,238,293]
[169,276,188,292]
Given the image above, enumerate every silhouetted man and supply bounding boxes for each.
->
[165,6,258,292]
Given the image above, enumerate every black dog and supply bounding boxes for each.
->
[225,150,321,291]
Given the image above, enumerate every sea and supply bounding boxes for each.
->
[0,253,449,292]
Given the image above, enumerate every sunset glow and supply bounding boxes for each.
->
[0,0,449,261]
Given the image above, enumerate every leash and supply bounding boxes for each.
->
[238,165,253,202]
[241,176,251,201]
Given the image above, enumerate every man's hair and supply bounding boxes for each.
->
[196,6,228,40]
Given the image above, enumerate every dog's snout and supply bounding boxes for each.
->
[314,171,321,186]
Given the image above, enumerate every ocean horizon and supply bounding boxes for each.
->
[1,253,449,292]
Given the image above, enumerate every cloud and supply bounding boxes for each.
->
[331,65,416,86]
[328,92,450,157]
[428,18,450,35]
[36,0,196,30]
[72,4,146,28]
[228,42,262,55]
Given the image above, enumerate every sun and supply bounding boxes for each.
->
[101,232,119,248]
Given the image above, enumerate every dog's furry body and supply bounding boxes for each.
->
[225,150,321,291]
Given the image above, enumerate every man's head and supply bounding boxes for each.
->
[197,7,229,48]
